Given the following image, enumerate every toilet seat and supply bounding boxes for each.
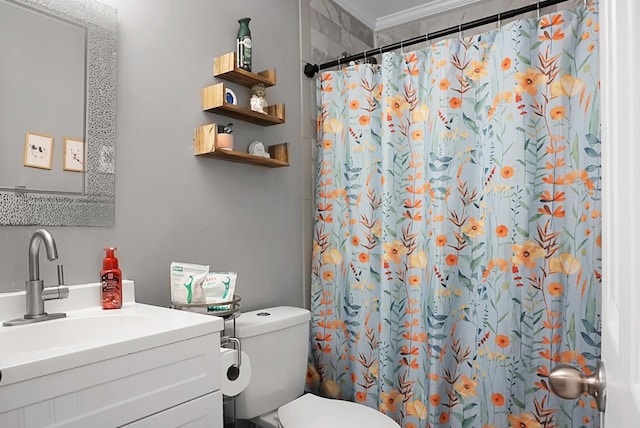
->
[277,393,401,428]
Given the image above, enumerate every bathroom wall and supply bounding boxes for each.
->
[0,0,304,311]
[299,0,375,307]
[308,0,374,64]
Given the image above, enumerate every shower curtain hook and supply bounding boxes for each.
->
[497,13,502,29]
[537,2,540,18]
[400,40,404,56]
[459,23,463,40]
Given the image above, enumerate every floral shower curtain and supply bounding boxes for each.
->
[309,3,601,428]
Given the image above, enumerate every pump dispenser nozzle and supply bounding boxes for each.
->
[103,247,119,269]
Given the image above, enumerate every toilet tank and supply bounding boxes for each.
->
[229,306,311,420]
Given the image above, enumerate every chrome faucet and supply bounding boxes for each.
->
[3,229,69,326]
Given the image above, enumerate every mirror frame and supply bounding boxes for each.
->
[0,0,117,227]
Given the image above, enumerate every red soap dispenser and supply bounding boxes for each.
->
[101,247,122,309]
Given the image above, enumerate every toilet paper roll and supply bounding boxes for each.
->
[220,348,252,397]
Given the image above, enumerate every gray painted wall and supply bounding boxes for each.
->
[0,0,304,312]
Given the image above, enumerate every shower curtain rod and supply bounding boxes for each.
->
[303,0,571,78]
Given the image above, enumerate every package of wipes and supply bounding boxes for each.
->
[202,272,237,310]
[170,262,209,304]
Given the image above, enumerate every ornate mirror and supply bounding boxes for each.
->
[0,0,117,226]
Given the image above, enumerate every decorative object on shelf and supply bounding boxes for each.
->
[218,123,233,134]
[250,83,268,114]
[217,123,234,150]
[236,17,252,72]
[224,87,237,105]
[248,140,270,158]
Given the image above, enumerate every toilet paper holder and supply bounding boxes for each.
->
[221,335,242,368]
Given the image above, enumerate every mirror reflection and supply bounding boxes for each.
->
[0,0,86,194]
[0,0,117,226]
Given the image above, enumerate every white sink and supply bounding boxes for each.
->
[0,281,223,387]
[1,313,158,353]
[0,280,225,427]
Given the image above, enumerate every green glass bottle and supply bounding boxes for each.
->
[236,17,252,72]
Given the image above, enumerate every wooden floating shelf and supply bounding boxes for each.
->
[199,147,290,168]
[202,83,285,126]
[213,52,276,87]
[194,124,289,168]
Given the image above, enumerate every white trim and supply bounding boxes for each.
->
[601,0,640,424]
[376,0,483,31]
[333,0,483,31]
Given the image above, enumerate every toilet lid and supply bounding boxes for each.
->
[278,394,400,428]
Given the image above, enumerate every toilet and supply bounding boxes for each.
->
[229,306,400,428]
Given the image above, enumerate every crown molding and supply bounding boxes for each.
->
[377,0,483,30]
[333,0,484,31]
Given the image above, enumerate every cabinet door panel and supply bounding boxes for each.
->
[124,391,223,428]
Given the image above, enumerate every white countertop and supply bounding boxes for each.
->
[0,281,223,386]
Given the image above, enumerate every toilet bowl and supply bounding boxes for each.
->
[228,306,400,428]
[277,393,400,428]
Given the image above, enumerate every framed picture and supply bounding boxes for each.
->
[23,132,54,169]
[63,137,85,172]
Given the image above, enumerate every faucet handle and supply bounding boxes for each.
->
[57,264,64,285]
[42,285,69,300]
[42,264,69,300]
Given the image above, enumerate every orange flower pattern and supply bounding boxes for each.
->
[515,68,548,96]
[310,5,600,428]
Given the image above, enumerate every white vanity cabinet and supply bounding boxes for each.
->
[0,282,224,428]
[124,391,222,427]
[0,332,223,427]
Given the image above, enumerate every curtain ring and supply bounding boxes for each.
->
[497,13,501,29]
[537,2,540,19]
[363,49,367,63]
[459,24,463,40]
[400,40,404,56]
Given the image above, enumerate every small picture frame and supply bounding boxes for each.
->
[24,131,54,170]
[63,137,85,172]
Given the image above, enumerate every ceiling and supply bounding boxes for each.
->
[333,0,483,31]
